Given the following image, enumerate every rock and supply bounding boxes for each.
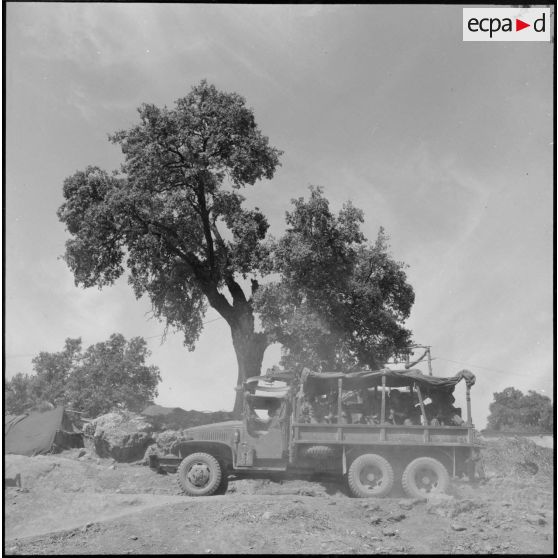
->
[364,503,381,511]
[261,511,272,520]
[425,494,455,517]
[88,412,155,462]
[369,516,382,525]
[450,499,484,518]
[387,513,406,522]
[78,449,87,458]
[525,514,546,526]
[450,523,466,531]
[130,536,138,540]
[382,528,397,537]
[328,501,337,505]
[398,497,425,509]
[297,488,316,496]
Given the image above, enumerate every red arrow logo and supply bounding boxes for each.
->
[516,18,530,31]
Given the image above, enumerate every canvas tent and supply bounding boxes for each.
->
[4,406,83,456]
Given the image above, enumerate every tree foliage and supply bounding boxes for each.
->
[57,80,282,415]
[255,187,415,372]
[5,372,35,416]
[56,81,416,414]
[4,334,161,417]
[487,387,553,432]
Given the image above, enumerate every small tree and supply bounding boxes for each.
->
[4,334,161,418]
[30,338,83,407]
[65,334,161,417]
[255,187,415,372]
[5,372,35,415]
[487,387,553,432]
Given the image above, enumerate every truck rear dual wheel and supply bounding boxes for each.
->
[176,452,222,496]
[347,454,395,498]
[401,457,449,499]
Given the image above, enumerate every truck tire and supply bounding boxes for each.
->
[347,453,394,498]
[302,445,335,460]
[214,472,229,495]
[176,452,222,496]
[402,457,449,498]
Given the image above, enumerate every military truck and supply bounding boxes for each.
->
[150,367,484,498]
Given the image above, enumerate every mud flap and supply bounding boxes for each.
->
[342,446,347,475]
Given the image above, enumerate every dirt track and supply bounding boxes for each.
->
[4,440,554,555]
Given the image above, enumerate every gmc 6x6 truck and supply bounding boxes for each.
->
[150,367,484,498]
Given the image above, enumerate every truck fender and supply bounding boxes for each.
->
[176,440,235,468]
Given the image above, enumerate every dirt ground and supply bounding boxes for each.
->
[4,439,554,555]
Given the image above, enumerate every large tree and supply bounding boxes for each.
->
[4,334,161,417]
[57,81,282,416]
[255,187,415,372]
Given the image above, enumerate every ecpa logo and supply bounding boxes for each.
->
[463,8,551,42]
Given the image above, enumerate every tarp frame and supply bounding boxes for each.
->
[302,368,476,396]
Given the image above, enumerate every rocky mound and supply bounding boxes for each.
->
[141,404,235,432]
[85,412,154,462]
[481,436,553,478]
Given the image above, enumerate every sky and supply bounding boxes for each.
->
[5,3,554,427]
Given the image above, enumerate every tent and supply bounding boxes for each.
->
[4,406,83,456]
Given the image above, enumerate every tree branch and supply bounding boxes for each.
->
[130,203,237,323]
[195,175,216,278]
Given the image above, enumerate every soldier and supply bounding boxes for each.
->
[387,389,406,424]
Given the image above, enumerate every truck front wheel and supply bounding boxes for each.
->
[347,453,394,498]
[176,452,222,496]
[214,471,229,495]
[402,457,449,498]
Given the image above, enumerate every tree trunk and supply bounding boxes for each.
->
[230,323,269,418]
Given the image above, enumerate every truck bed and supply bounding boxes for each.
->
[292,422,481,447]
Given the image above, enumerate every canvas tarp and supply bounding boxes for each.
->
[302,368,476,395]
[4,406,83,457]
